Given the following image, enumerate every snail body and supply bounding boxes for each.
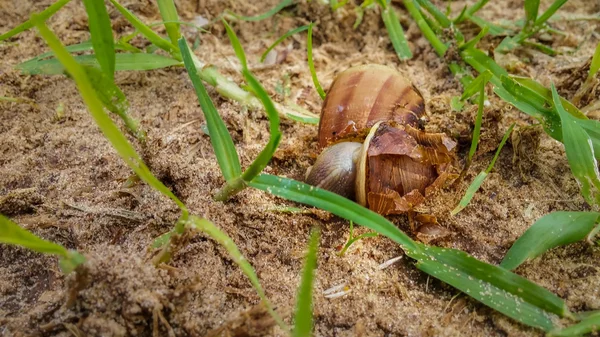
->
[306,64,456,215]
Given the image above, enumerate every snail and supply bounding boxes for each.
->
[305,64,457,215]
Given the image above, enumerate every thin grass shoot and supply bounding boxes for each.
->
[307,23,326,100]
[451,123,515,215]
[293,228,320,337]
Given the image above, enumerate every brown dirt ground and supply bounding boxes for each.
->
[1,0,600,336]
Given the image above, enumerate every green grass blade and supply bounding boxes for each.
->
[485,123,514,172]
[575,119,600,159]
[0,0,72,41]
[588,42,600,80]
[108,0,180,59]
[186,215,289,332]
[501,212,600,270]
[522,40,557,56]
[0,214,68,256]
[293,228,320,337]
[0,214,85,274]
[420,7,442,35]
[16,53,181,75]
[460,70,492,101]
[380,2,413,60]
[534,0,568,27]
[451,172,488,215]
[179,38,241,181]
[403,0,448,57]
[307,23,326,100]
[460,25,489,51]
[19,40,137,67]
[415,0,451,28]
[261,25,310,63]
[415,245,560,330]
[465,0,489,17]
[222,20,248,69]
[549,312,600,337]
[27,41,94,61]
[239,69,282,181]
[468,15,507,36]
[524,0,540,30]
[510,76,585,119]
[250,174,569,328]
[496,35,521,53]
[460,48,567,139]
[156,0,181,45]
[460,47,508,81]
[82,0,115,80]
[83,66,145,141]
[249,174,421,254]
[452,124,514,215]
[552,84,600,205]
[213,20,282,200]
[468,86,485,161]
[224,23,282,147]
[31,15,188,218]
[230,0,294,21]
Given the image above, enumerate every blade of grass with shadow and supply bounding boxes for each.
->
[501,212,600,271]
[179,38,241,182]
[413,244,556,330]
[213,20,282,201]
[249,174,570,329]
[0,0,72,41]
[82,0,115,80]
[293,228,320,337]
[0,214,85,274]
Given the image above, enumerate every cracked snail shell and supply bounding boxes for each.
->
[305,64,457,215]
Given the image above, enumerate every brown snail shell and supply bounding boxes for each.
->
[307,64,457,215]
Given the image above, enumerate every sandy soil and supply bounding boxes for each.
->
[1,0,599,336]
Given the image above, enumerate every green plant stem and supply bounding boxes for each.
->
[403,0,448,57]
[214,175,246,201]
[307,23,326,100]
[380,1,413,60]
[466,0,489,17]
[415,0,451,28]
